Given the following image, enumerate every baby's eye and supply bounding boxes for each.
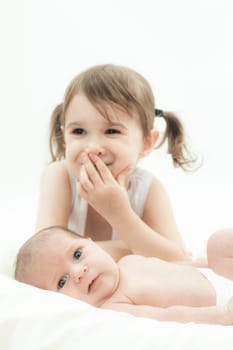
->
[72,128,86,135]
[74,249,82,260]
[106,128,120,134]
[57,276,68,290]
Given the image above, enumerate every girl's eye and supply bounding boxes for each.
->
[74,249,82,260]
[72,128,86,135]
[57,276,67,290]
[106,128,120,134]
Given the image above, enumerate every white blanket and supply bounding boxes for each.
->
[1,273,233,350]
[0,195,233,350]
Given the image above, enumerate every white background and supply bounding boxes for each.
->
[0,0,233,253]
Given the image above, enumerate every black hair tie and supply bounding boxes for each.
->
[155,109,164,117]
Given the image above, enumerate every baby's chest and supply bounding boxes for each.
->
[115,267,163,306]
[118,258,187,306]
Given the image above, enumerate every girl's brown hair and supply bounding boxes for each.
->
[49,64,196,170]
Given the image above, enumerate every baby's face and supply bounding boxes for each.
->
[30,233,120,307]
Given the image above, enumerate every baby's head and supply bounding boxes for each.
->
[15,226,119,306]
[15,226,76,283]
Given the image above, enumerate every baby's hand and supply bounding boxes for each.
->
[77,153,131,221]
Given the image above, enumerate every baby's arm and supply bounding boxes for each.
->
[102,302,232,326]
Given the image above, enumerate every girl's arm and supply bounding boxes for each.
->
[140,177,189,259]
[97,240,132,261]
[107,202,188,261]
[35,162,72,231]
[79,154,189,261]
[35,162,131,261]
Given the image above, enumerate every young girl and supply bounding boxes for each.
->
[36,64,196,261]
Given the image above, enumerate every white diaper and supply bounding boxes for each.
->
[198,268,233,305]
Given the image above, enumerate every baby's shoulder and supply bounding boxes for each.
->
[118,254,144,268]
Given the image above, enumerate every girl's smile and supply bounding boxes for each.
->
[63,94,149,181]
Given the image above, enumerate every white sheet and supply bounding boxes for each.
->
[0,195,233,350]
[1,274,233,350]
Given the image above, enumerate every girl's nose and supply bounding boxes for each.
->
[85,143,105,156]
[71,265,88,284]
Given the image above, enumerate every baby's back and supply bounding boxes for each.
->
[105,255,216,308]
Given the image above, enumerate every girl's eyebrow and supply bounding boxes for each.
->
[65,121,85,129]
[107,121,128,129]
[65,120,128,130]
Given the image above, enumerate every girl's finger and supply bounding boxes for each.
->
[83,154,103,186]
[79,165,94,191]
[88,153,114,183]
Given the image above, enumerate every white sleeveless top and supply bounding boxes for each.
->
[67,166,153,239]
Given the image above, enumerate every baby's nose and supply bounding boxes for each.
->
[72,265,88,283]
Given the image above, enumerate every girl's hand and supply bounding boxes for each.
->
[78,153,131,221]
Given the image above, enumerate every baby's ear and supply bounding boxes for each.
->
[140,130,159,157]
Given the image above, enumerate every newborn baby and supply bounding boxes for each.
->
[15,226,233,325]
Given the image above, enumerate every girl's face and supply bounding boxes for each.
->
[63,94,155,180]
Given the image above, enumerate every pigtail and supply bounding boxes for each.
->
[49,103,65,161]
[156,110,197,171]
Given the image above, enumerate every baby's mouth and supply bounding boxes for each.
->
[88,275,99,293]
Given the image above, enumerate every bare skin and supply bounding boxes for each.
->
[16,227,233,326]
[207,228,233,280]
[36,94,189,261]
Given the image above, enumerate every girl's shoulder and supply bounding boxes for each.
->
[131,168,170,212]
[42,160,67,175]
[127,167,156,218]
[130,167,162,195]
[130,167,154,183]
[40,161,70,186]
[36,161,72,231]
